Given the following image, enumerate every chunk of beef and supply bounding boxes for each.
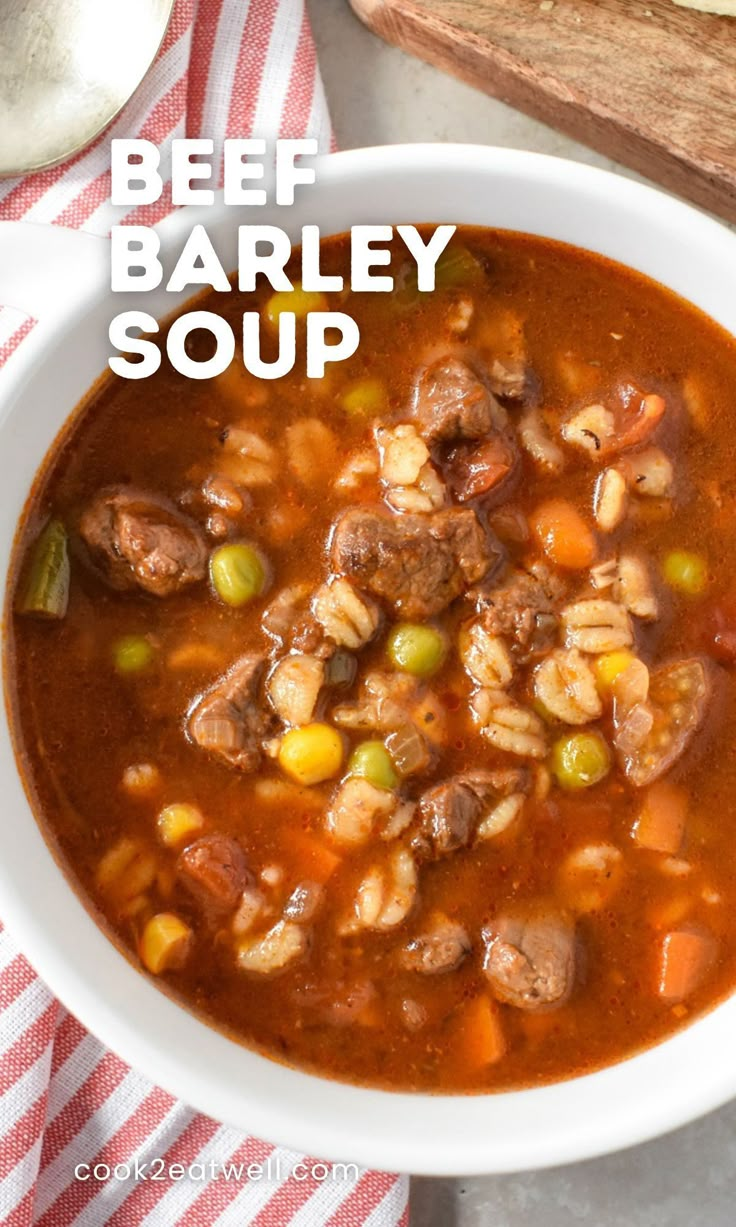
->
[472,563,566,659]
[290,618,335,660]
[295,979,378,1026]
[414,767,530,860]
[331,506,495,619]
[415,776,482,857]
[80,486,207,597]
[400,914,471,974]
[177,834,249,912]
[482,912,576,1011]
[324,980,378,1025]
[187,653,270,771]
[411,357,505,446]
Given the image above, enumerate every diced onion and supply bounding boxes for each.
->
[615,703,654,755]
[385,723,429,776]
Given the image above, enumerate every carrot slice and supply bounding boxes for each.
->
[288,831,342,885]
[634,780,688,855]
[454,994,506,1068]
[657,928,715,1001]
[531,498,597,570]
[646,894,692,931]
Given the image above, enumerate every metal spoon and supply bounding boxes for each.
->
[0,0,175,178]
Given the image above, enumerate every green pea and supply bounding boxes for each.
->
[662,549,708,597]
[114,634,153,674]
[387,623,446,678]
[210,543,265,607]
[348,740,398,791]
[551,730,610,791]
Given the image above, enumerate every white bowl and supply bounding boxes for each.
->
[2,145,736,1177]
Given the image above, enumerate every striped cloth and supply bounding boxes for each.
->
[0,0,333,360]
[0,3,409,1224]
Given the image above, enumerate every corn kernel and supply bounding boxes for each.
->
[594,650,636,695]
[278,723,343,786]
[662,549,708,597]
[265,282,327,329]
[157,803,204,847]
[140,913,192,975]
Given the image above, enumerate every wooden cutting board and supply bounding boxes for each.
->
[349,0,736,222]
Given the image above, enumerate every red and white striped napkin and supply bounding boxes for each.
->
[0,3,410,1223]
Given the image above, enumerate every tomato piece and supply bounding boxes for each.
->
[613,386,666,453]
[615,657,712,787]
[575,383,665,460]
[701,598,736,664]
[447,436,518,502]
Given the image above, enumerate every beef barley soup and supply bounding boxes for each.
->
[6,227,736,1092]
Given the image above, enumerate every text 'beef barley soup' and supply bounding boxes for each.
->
[7,227,736,1092]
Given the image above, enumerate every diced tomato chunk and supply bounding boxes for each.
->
[447,437,517,501]
[614,388,666,452]
[702,598,736,664]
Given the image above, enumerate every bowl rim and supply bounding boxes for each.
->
[4,142,736,1177]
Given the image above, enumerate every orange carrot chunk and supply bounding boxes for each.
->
[634,780,688,855]
[657,928,715,1002]
[455,994,506,1068]
[289,831,342,885]
[646,894,692,932]
[531,498,597,570]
